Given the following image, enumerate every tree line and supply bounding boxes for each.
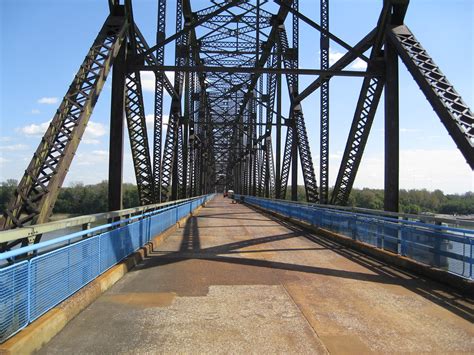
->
[287,186,474,215]
[0,180,139,216]
[1,179,473,217]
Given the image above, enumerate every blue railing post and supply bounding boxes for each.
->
[27,261,31,324]
[470,239,473,279]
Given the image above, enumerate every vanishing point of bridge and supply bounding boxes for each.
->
[1,0,473,353]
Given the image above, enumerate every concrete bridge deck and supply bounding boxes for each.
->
[40,196,473,354]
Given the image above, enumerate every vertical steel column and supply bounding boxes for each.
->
[384,36,399,212]
[291,0,299,201]
[153,0,167,203]
[252,126,257,196]
[108,43,126,211]
[182,70,190,199]
[291,119,298,201]
[255,0,261,197]
[170,0,184,201]
[188,72,196,197]
[275,53,282,199]
[320,0,329,204]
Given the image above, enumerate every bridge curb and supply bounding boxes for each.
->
[0,205,204,355]
[246,203,474,296]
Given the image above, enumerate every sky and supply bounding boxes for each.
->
[0,0,473,194]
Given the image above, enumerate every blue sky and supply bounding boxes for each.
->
[0,0,472,193]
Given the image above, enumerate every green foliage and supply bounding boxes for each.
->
[285,185,473,215]
[439,192,474,215]
[0,180,472,217]
[0,180,139,217]
[348,188,384,210]
[0,179,17,212]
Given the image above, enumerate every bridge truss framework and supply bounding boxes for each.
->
[2,0,473,250]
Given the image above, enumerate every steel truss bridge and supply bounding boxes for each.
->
[1,0,473,253]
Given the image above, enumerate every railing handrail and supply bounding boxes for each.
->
[239,195,474,228]
[239,195,473,280]
[0,194,215,343]
[0,198,202,262]
[239,195,474,237]
[0,195,208,244]
[277,199,473,236]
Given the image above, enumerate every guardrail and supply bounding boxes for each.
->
[0,196,211,246]
[0,194,214,343]
[237,195,474,282]
[239,197,474,229]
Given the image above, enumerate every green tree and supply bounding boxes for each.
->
[0,179,17,212]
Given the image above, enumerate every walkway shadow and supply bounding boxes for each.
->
[179,215,200,252]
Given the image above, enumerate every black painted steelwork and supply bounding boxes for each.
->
[2,0,473,252]
[320,0,329,204]
[388,24,474,169]
[1,11,128,250]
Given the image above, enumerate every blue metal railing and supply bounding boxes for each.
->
[237,195,474,281]
[0,194,214,343]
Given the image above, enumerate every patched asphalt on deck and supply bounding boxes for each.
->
[38,196,474,354]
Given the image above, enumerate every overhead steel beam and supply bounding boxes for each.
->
[227,0,292,180]
[388,25,474,169]
[294,28,377,104]
[137,0,243,60]
[275,0,369,63]
[131,64,375,77]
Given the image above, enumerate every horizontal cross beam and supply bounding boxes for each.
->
[130,65,380,77]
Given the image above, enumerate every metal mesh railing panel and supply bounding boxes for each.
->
[0,194,214,343]
[241,195,473,280]
[0,261,29,342]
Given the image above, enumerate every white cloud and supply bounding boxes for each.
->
[333,149,473,193]
[140,71,155,92]
[165,71,175,84]
[31,109,41,114]
[319,148,472,193]
[85,121,106,137]
[92,150,108,156]
[0,157,9,165]
[18,120,106,143]
[0,144,28,151]
[329,151,343,160]
[82,139,101,145]
[140,71,175,93]
[400,128,420,134]
[351,58,367,70]
[0,137,12,142]
[399,149,473,192]
[81,121,106,144]
[145,113,169,125]
[76,150,108,166]
[328,49,368,70]
[37,97,59,104]
[329,49,344,66]
[19,121,51,136]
